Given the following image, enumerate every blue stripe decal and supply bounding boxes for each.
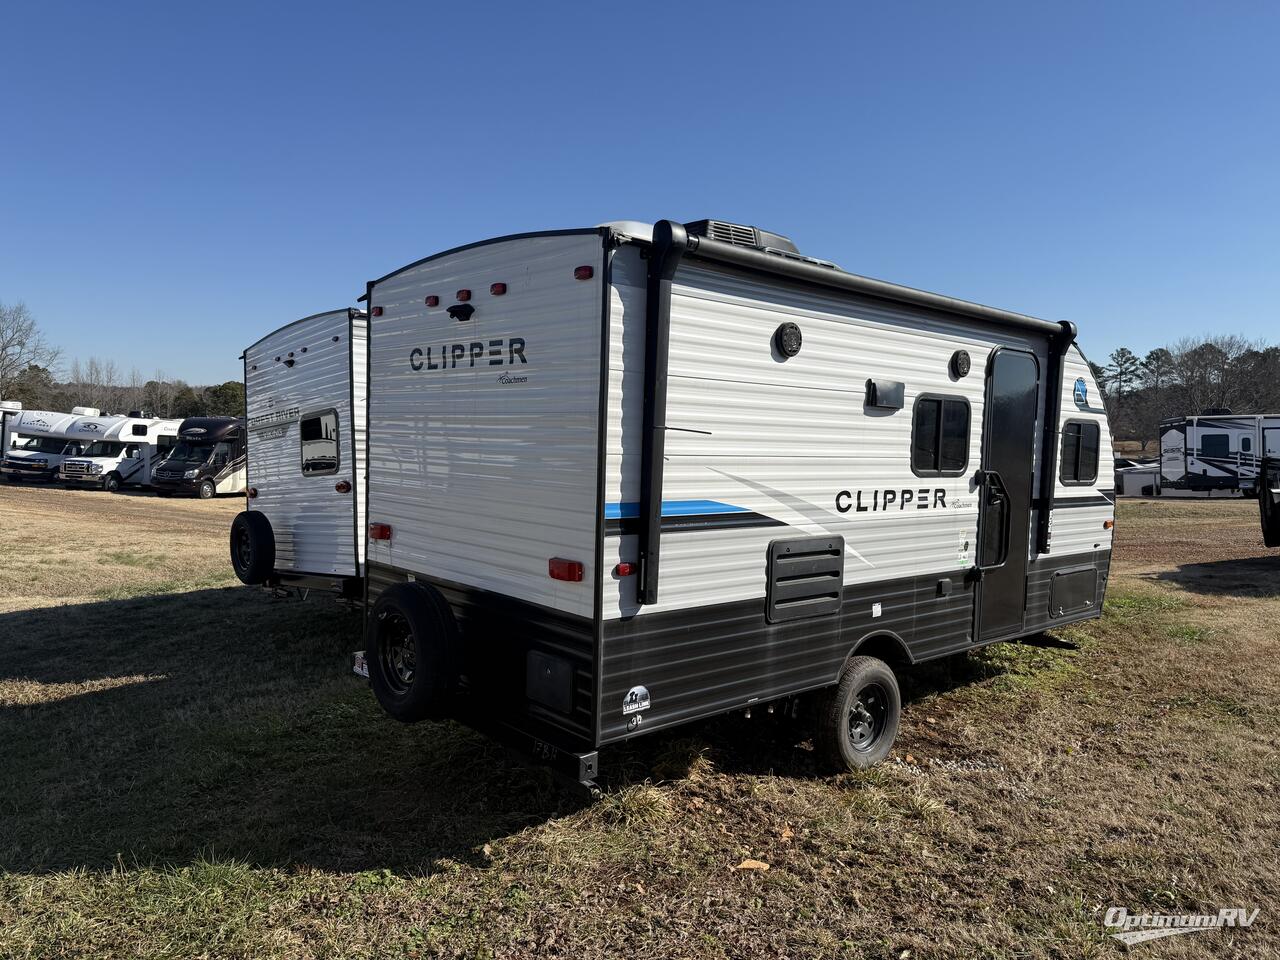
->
[604,499,750,519]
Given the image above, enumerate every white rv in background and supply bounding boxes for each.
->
[230,219,1115,789]
[1,400,24,452]
[58,414,182,491]
[1,407,99,482]
[231,309,367,598]
[1159,414,1280,495]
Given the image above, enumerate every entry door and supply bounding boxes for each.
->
[977,349,1041,641]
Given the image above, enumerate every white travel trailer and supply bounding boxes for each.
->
[233,218,1112,789]
[1,407,99,482]
[58,414,182,491]
[230,309,368,598]
[1159,414,1280,495]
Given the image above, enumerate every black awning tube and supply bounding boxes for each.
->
[683,232,1066,338]
[636,220,688,605]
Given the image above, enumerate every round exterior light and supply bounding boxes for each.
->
[774,322,803,359]
[950,350,971,379]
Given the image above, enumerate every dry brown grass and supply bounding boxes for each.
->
[1,486,1278,958]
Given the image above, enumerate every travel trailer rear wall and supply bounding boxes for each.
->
[231,309,367,597]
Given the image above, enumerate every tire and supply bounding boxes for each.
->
[103,473,121,493]
[229,511,275,585]
[198,479,216,500]
[366,581,460,723]
[815,655,901,771]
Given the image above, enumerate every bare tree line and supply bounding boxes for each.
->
[1095,334,1280,449]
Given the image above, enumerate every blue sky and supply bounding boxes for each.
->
[2,2,1276,384]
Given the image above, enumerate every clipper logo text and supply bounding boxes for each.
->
[410,337,527,371]
[835,488,949,512]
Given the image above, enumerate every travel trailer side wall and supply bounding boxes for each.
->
[347,220,1115,787]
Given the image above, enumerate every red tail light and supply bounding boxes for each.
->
[574,265,594,280]
[425,295,439,307]
[335,480,352,494]
[613,562,637,577]
[456,289,472,302]
[371,306,384,317]
[369,522,392,541]
[548,558,584,582]
[490,282,507,296]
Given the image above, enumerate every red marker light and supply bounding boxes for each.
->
[456,289,472,302]
[369,522,393,541]
[1103,519,1114,530]
[247,487,258,499]
[548,558,584,582]
[613,562,637,577]
[335,480,352,494]
[490,282,507,296]
[371,306,384,317]
[425,295,439,307]
[574,265,594,280]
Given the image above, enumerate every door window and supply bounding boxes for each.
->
[300,410,339,476]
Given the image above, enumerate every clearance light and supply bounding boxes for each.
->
[548,558,584,582]
[613,562,637,577]
[1103,519,1114,530]
[335,480,352,494]
[425,295,439,307]
[369,522,393,541]
[247,487,258,499]
[490,282,507,296]
[574,265,594,280]
[371,306,384,317]
[456,289,472,302]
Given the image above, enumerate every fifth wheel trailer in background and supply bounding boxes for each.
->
[326,218,1117,789]
[1159,413,1280,496]
[231,309,367,598]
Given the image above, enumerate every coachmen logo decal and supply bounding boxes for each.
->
[1073,377,1088,406]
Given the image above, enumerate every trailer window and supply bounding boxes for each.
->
[1241,436,1252,453]
[300,409,339,476]
[131,424,148,436]
[1200,433,1230,459]
[911,396,970,476]
[1060,420,1100,484]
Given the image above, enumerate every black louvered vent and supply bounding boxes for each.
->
[683,219,801,255]
[766,535,845,623]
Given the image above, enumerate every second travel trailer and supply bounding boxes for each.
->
[230,219,1116,787]
[58,414,182,491]
[1159,413,1280,496]
[230,309,368,597]
[0,407,99,482]
[152,417,247,498]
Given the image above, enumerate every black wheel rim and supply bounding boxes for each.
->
[234,526,253,571]
[847,682,890,754]
[377,611,416,695]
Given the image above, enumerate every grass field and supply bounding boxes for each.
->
[1,486,1278,959]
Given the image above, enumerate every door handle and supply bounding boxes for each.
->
[978,469,1013,571]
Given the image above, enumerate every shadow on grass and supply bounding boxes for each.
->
[1148,554,1280,598]
[0,588,583,876]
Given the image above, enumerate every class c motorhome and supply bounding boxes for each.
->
[231,309,367,597]
[1,400,24,452]
[152,417,247,498]
[1,407,100,482]
[1159,414,1280,496]
[232,220,1115,789]
[58,414,182,491]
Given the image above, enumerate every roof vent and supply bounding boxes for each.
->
[71,406,100,416]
